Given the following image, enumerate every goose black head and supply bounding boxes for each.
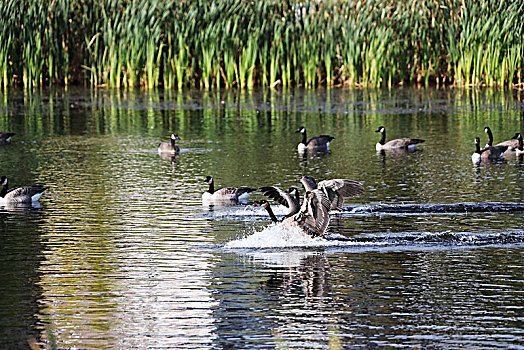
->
[171,133,181,140]
[474,137,481,145]
[203,176,213,184]
[0,176,6,186]
[375,126,385,133]
[295,126,306,134]
[511,133,522,140]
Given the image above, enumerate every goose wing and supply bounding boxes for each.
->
[306,135,335,147]
[5,186,47,202]
[318,179,365,210]
[214,186,254,199]
[384,138,424,148]
[259,186,296,208]
[496,139,519,150]
[294,190,331,237]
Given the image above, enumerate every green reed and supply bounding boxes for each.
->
[1,0,524,90]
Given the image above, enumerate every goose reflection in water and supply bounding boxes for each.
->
[261,253,331,302]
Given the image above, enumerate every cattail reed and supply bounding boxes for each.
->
[0,0,523,91]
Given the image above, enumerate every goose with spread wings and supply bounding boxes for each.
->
[300,175,365,211]
[254,187,332,237]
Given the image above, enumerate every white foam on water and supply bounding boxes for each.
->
[225,224,324,249]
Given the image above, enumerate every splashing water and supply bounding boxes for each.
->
[225,224,324,249]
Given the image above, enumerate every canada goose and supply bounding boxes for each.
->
[254,186,332,237]
[202,176,255,203]
[374,126,424,151]
[472,137,508,164]
[511,133,524,155]
[158,134,181,154]
[484,126,518,151]
[0,176,47,203]
[0,132,15,143]
[295,126,335,153]
[259,185,301,218]
[300,175,364,211]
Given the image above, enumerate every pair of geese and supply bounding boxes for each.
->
[0,133,48,204]
[202,175,364,237]
[472,127,524,163]
[296,125,425,153]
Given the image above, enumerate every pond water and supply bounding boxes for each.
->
[0,88,523,349]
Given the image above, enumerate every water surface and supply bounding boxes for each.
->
[0,88,523,348]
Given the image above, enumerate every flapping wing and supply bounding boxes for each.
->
[259,186,295,208]
[318,179,364,210]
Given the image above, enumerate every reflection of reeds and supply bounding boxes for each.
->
[0,0,523,90]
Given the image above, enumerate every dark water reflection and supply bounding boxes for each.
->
[0,88,523,348]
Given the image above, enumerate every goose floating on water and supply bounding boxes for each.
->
[0,176,47,204]
[158,134,181,155]
[472,137,508,164]
[300,175,364,211]
[0,132,15,143]
[202,175,255,204]
[374,126,424,151]
[295,126,334,154]
[484,127,518,152]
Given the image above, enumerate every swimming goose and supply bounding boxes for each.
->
[259,185,301,218]
[374,126,424,151]
[0,176,47,203]
[472,137,508,164]
[511,133,524,155]
[254,187,332,237]
[202,176,255,203]
[158,134,181,154]
[484,127,518,151]
[300,175,364,211]
[295,126,334,153]
[0,132,15,143]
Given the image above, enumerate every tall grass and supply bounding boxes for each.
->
[0,0,523,90]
